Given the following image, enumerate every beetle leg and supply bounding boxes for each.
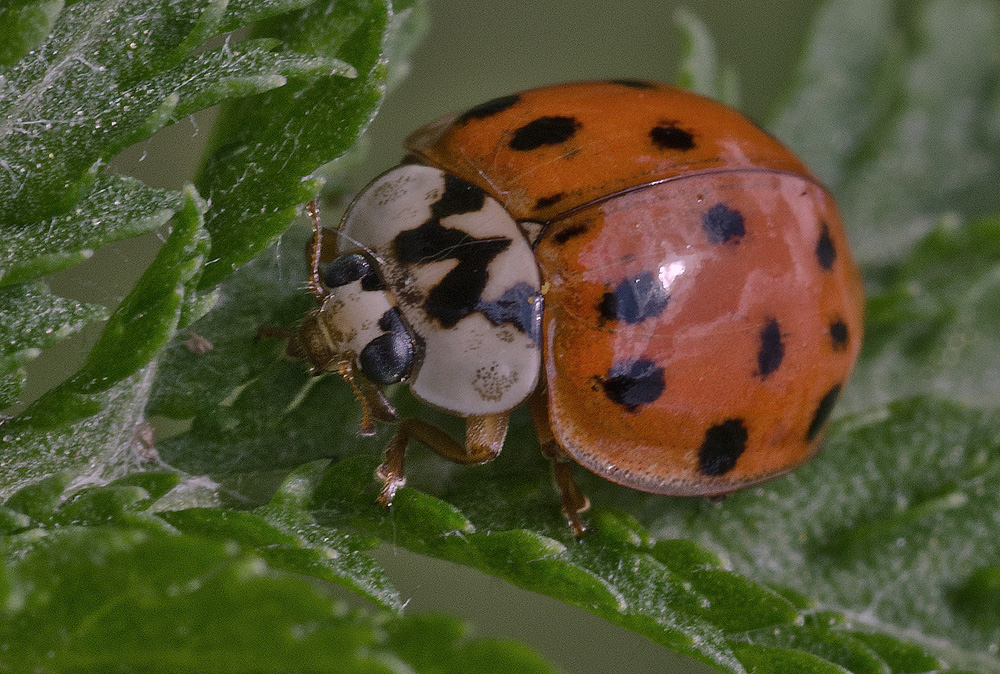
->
[376,414,509,507]
[337,359,398,436]
[530,388,589,537]
[356,372,399,424]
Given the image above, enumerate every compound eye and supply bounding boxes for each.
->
[324,252,374,288]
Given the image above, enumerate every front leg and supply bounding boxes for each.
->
[376,413,509,506]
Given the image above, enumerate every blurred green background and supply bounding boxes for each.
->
[37,1,834,671]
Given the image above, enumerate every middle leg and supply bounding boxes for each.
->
[529,388,590,537]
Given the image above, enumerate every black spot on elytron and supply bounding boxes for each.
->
[392,174,512,328]
[598,271,670,324]
[830,319,849,351]
[359,309,414,385]
[806,384,842,442]
[477,282,543,344]
[599,358,666,413]
[608,79,657,89]
[698,419,749,476]
[757,319,785,378]
[552,223,589,244]
[456,94,520,124]
[816,221,837,270]
[702,203,746,244]
[650,122,695,151]
[534,193,564,210]
[509,116,581,151]
[324,253,372,288]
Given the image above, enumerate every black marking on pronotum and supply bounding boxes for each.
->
[426,173,488,227]
[599,358,666,413]
[816,221,836,270]
[806,384,842,442]
[650,122,695,151]
[392,174,491,265]
[608,79,657,89]
[702,203,745,244]
[829,319,849,351]
[358,308,414,385]
[534,193,564,210]
[509,116,581,151]
[477,282,543,345]
[392,174,512,329]
[552,223,589,244]
[698,419,749,476]
[598,271,670,325]
[422,237,512,328]
[757,319,784,378]
[456,94,520,124]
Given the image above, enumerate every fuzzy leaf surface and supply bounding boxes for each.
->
[0,282,106,408]
[845,215,1000,413]
[0,482,556,674]
[0,0,351,226]
[0,189,207,497]
[0,174,182,288]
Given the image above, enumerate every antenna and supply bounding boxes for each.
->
[305,200,327,300]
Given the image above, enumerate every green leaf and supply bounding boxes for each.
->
[160,461,401,610]
[152,199,1000,671]
[381,0,429,91]
[844,215,1000,413]
[71,189,209,394]
[0,522,556,673]
[0,0,362,414]
[846,631,946,674]
[383,614,558,674]
[645,397,1000,671]
[5,1,996,672]
[0,188,208,496]
[0,0,352,226]
[0,174,183,288]
[0,0,63,67]
[1,473,72,525]
[195,0,402,288]
[0,282,106,408]
[950,566,1000,631]
[773,0,1000,262]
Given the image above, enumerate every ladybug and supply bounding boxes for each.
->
[285,80,864,535]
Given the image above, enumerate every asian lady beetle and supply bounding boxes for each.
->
[285,81,864,535]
